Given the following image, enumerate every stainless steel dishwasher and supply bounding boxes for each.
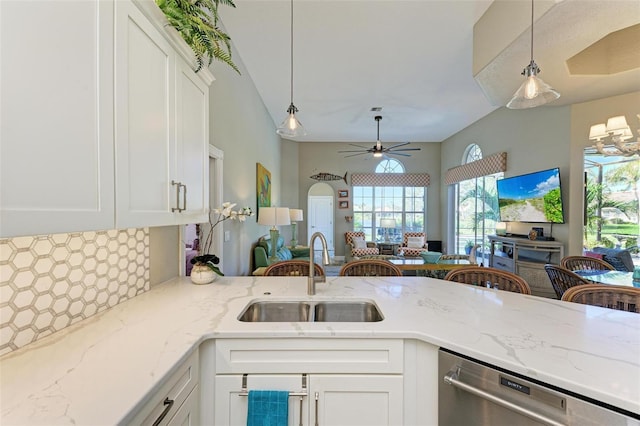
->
[439,348,640,426]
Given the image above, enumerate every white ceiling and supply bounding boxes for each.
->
[218,0,640,144]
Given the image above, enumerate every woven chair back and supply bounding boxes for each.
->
[544,264,591,299]
[560,256,614,272]
[264,260,325,277]
[561,284,640,313]
[443,267,531,294]
[339,259,402,277]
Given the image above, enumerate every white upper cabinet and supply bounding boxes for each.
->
[0,0,115,237]
[0,0,212,237]
[115,1,210,228]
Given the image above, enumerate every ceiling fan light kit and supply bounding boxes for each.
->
[276,0,306,138]
[506,0,560,109]
[339,116,421,158]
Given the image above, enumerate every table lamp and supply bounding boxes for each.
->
[380,218,396,243]
[289,208,303,248]
[258,207,291,262]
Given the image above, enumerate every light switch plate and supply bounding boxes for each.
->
[224,231,230,242]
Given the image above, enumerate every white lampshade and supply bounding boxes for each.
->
[380,218,396,228]
[588,123,608,141]
[606,115,629,135]
[258,207,291,227]
[289,208,303,222]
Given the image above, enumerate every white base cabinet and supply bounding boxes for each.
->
[215,374,403,426]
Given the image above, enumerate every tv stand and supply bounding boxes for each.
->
[489,235,564,299]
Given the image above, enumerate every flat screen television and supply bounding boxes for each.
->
[496,167,565,223]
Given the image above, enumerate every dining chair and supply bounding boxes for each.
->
[443,267,531,294]
[561,256,614,272]
[544,264,592,299]
[339,259,403,277]
[561,284,640,313]
[264,260,325,277]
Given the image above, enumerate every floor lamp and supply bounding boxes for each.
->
[289,209,303,248]
[258,207,291,263]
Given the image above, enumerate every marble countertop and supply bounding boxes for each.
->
[1,275,639,424]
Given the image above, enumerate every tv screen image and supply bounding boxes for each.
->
[497,168,565,223]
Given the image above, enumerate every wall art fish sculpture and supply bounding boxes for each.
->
[310,172,348,185]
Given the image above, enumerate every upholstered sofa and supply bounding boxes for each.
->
[254,235,310,268]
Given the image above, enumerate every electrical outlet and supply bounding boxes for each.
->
[224,231,230,242]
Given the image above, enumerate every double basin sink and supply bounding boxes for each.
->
[238,299,383,322]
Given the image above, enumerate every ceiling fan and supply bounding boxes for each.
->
[339,116,421,158]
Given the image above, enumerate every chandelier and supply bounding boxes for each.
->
[588,115,639,157]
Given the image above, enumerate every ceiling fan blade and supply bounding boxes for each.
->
[389,147,421,152]
[339,149,370,153]
[386,152,412,157]
[348,143,370,149]
[343,152,369,158]
[386,142,411,149]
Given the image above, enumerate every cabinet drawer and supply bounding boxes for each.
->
[215,338,404,374]
[126,350,199,426]
[492,256,514,271]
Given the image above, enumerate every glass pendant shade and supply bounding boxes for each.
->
[507,61,560,109]
[276,104,306,137]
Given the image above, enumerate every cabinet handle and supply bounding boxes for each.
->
[180,183,187,212]
[152,397,174,426]
[314,392,319,426]
[171,180,183,212]
[299,396,304,426]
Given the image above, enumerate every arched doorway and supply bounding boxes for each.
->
[307,183,335,259]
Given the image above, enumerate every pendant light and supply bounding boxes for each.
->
[276,0,306,138]
[506,0,560,109]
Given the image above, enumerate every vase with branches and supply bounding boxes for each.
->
[191,202,253,277]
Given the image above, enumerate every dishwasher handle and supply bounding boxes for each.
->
[443,370,565,426]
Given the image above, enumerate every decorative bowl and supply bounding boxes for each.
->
[420,251,442,264]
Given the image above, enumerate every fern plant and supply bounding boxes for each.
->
[156,0,240,73]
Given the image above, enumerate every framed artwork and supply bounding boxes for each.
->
[339,200,349,209]
[256,163,271,218]
[338,189,349,198]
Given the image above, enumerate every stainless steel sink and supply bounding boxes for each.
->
[238,299,383,322]
[314,301,383,322]
[238,301,311,322]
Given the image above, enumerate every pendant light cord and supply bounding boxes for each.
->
[529,0,534,63]
[289,0,294,105]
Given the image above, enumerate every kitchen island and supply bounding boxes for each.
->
[1,275,639,424]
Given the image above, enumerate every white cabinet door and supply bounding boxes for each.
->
[168,385,200,426]
[0,0,115,237]
[215,375,305,426]
[175,57,209,225]
[115,0,177,229]
[312,375,403,426]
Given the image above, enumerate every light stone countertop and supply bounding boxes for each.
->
[1,275,639,425]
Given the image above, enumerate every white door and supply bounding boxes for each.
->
[308,196,334,257]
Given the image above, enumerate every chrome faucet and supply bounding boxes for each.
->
[308,232,330,295]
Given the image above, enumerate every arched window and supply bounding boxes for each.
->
[375,158,404,173]
[352,158,425,243]
[453,144,502,260]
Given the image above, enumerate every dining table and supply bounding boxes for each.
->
[574,269,638,287]
[389,258,475,278]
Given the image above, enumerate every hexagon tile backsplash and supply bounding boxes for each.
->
[0,228,149,355]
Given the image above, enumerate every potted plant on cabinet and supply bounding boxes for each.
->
[155,0,240,73]
[190,202,253,284]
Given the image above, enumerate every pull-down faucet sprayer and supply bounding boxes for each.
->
[308,232,330,295]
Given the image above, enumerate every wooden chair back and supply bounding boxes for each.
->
[339,259,402,277]
[560,256,614,272]
[264,260,325,277]
[544,264,591,299]
[443,267,531,294]
[561,284,640,313]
